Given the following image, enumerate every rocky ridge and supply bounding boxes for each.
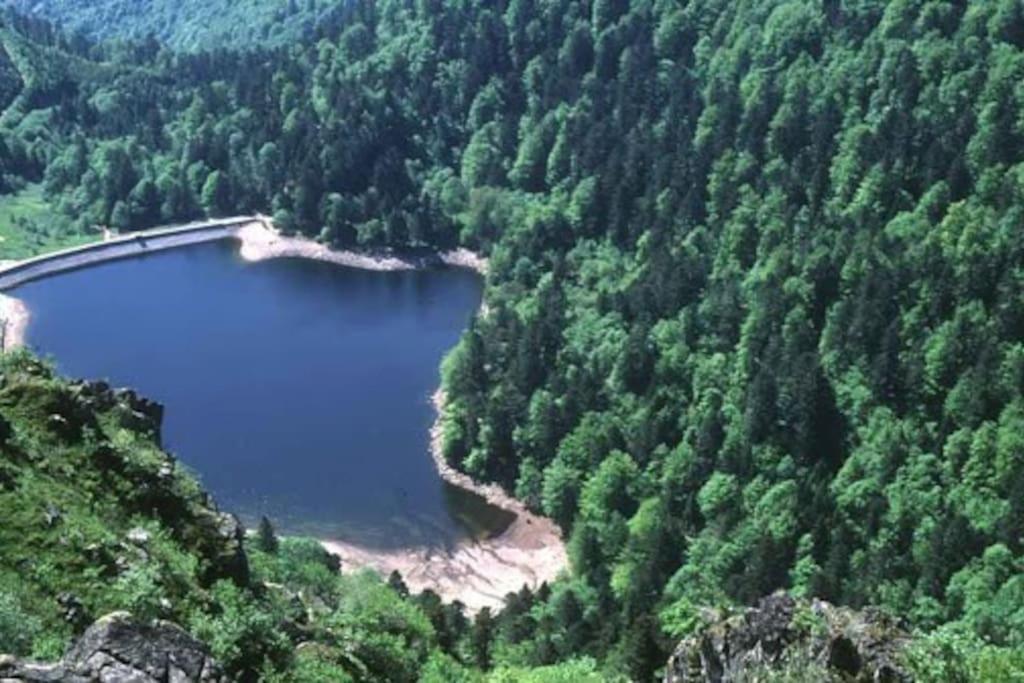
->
[0,612,227,682]
[664,593,912,682]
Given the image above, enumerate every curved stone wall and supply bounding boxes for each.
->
[0,217,256,291]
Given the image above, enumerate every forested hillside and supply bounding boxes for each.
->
[1,0,1024,680]
[2,0,346,51]
[0,41,19,111]
[0,43,21,193]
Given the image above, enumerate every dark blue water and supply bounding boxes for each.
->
[13,241,511,549]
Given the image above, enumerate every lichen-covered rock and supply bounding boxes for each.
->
[664,593,911,682]
[190,507,250,587]
[0,612,227,682]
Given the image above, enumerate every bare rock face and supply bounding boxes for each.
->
[664,593,911,682]
[0,612,227,682]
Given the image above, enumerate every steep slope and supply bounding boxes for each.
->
[0,40,21,192]
[1,0,347,51]
[0,351,248,656]
[0,16,115,117]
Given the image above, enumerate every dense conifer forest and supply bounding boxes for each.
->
[1,0,1024,680]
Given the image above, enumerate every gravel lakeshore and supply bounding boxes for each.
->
[0,218,566,610]
[0,293,28,349]
[234,221,489,276]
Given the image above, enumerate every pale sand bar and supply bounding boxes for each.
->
[235,221,489,275]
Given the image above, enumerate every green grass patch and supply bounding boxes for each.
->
[0,185,96,260]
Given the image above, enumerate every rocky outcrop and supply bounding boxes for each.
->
[71,380,165,445]
[191,506,250,587]
[664,593,911,682]
[1,360,250,590]
[0,612,227,682]
[71,379,249,587]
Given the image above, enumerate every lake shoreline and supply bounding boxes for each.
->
[240,225,565,610]
[0,217,487,292]
[1,217,567,610]
[321,390,567,612]
[235,221,489,276]
[0,217,486,352]
[0,293,28,350]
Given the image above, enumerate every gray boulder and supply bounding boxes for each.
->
[0,612,228,682]
[664,593,911,682]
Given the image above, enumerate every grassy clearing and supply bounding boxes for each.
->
[0,185,95,260]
